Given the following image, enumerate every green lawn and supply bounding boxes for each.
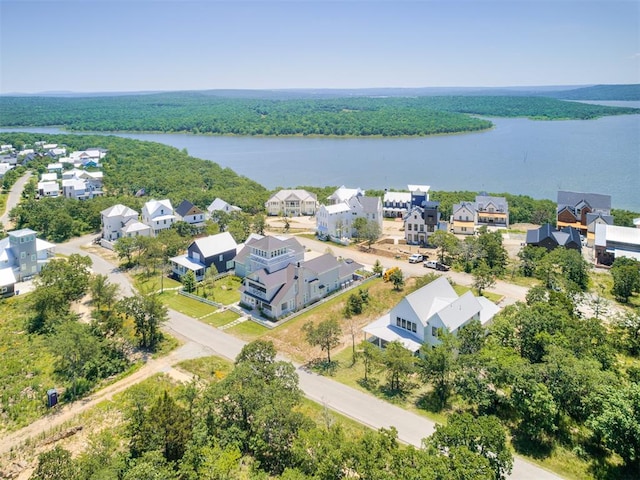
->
[201,309,240,328]
[225,320,268,341]
[452,284,503,303]
[158,290,219,318]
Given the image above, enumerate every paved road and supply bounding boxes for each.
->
[294,235,528,304]
[52,235,558,479]
[1,232,557,479]
[0,171,31,229]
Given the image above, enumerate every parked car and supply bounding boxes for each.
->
[408,254,424,263]
[424,260,450,271]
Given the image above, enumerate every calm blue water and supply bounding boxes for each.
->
[2,109,638,210]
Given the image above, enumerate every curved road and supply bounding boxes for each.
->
[48,235,558,479]
[1,167,556,478]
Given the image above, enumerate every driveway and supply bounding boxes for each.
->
[0,171,31,229]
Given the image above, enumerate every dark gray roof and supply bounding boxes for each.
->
[475,195,508,212]
[586,212,614,225]
[175,199,202,217]
[557,190,611,211]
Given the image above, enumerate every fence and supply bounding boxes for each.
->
[178,290,224,309]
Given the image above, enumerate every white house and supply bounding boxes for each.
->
[0,163,15,178]
[46,162,63,173]
[101,204,139,242]
[40,172,58,182]
[316,195,383,242]
[174,200,205,227]
[363,276,499,352]
[207,197,241,218]
[0,229,55,290]
[37,180,60,198]
[265,189,318,216]
[326,185,365,205]
[142,199,176,236]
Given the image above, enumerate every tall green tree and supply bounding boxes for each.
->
[420,329,458,407]
[303,318,342,363]
[118,294,167,351]
[383,341,416,393]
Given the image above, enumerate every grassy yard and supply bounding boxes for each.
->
[452,284,503,303]
[200,309,240,328]
[158,290,219,318]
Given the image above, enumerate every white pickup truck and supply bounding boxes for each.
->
[408,254,424,263]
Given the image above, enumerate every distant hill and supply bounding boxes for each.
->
[548,84,640,101]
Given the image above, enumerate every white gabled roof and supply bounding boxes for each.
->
[193,231,237,258]
[101,204,138,218]
[122,221,151,234]
[40,172,57,182]
[328,186,364,203]
[268,189,317,202]
[323,203,351,214]
[403,276,458,323]
[143,199,174,217]
[408,184,430,193]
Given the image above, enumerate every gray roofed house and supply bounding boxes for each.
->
[170,231,238,281]
[240,251,363,320]
[234,235,305,278]
[557,190,612,239]
[175,199,205,227]
[525,223,582,251]
[363,276,499,352]
[207,198,241,218]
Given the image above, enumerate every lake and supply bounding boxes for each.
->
[2,109,639,210]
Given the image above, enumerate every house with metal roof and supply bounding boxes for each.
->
[316,195,382,243]
[404,201,442,245]
[240,252,363,320]
[175,200,205,227]
[451,194,509,235]
[326,185,365,205]
[233,235,305,279]
[101,204,139,242]
[595,224,640,266]
[142,199,176,236]
[170,231,238,281]
[557,191,612,242]
[525,223,582,251]
[207,197,241,219]
[363,276,499,352]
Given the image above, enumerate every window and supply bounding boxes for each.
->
[20,251,26,259]
[396,317,401,327]
[411,323,417,333]
[432,326,437,337]
[219,254,223,261]
[0,286,6,293]
[402,319,406,329]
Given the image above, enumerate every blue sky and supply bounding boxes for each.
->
[1,0,638,93]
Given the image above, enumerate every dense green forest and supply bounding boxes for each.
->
[1,93,637,137]
[550,84,640,101]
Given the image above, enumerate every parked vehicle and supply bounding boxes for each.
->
[408,254,424,263]
[424,260,450,271]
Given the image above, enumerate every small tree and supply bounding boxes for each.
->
[359,340,381,383]
[181,270,196,293]
[472,260,496,296]
[303,318,342,364]
[372,259,383,276]
[389,268,405,291]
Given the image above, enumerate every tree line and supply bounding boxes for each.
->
[2,93,637,138]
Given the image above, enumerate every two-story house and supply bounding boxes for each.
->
[265,189,318,216]
[170,231,238,281]
[207,198,241,219]
[175,200,206,228]
[404,201,441,245]
[142,199,176,236]
[233,235,305,279]
[363,276,499,352]
[101,204,140,243]
[451,195,509,235]
[240,253,363,320]
[557,191,612,244]
[316,195,383,242]
[326,185,365,205]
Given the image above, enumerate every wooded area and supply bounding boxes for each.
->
[1,93,637,137]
